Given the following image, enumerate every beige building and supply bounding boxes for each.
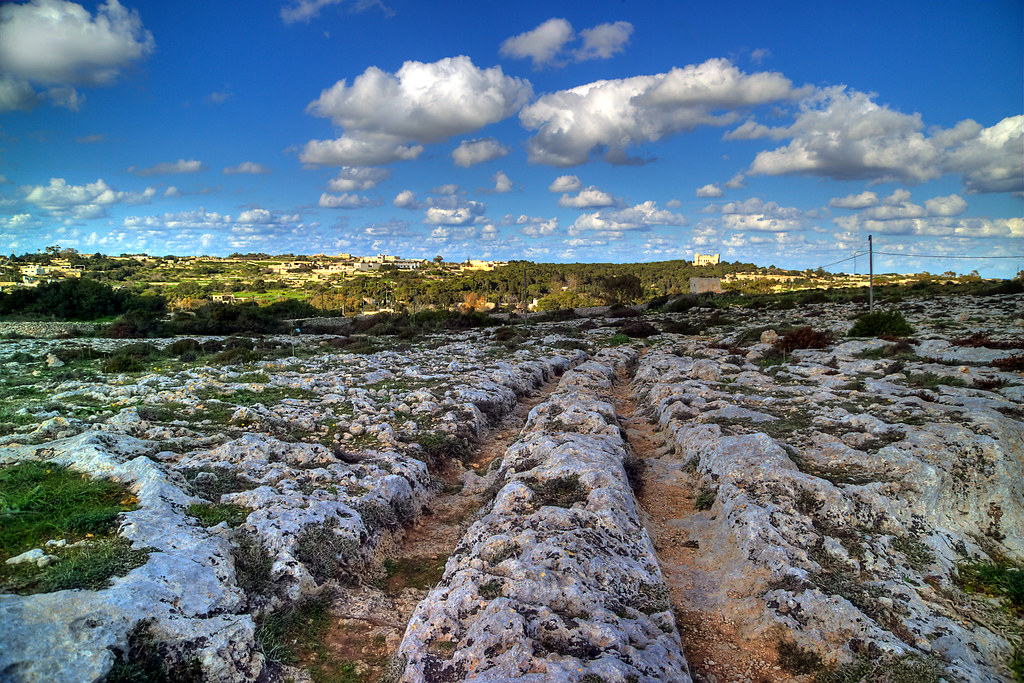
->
[694,253,720,266]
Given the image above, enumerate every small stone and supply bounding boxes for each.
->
[760,330,779,344]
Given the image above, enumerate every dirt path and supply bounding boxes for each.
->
[301,378,562,682]
[611,365,786,683]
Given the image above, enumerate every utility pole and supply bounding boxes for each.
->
[522,262,528,318]
[868,234,874,312]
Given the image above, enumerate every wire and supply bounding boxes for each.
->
[873,251,1021,260]
[816,251,867,269]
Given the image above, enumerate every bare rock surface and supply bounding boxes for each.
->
[398,347,692,682]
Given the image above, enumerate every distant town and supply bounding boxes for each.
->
[0,246,996,315]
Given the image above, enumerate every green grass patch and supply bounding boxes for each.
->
[195,386,317,406]
[0,460,139,559]
[816,652,945,683]
[380,556,446,594]
[905,372,967,389]
[186,502,250,527]
[958,560,1024,608]
[604,333,632,347]
[2,536,151,594]
[106,620,203,683]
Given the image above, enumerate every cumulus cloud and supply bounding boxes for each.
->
[724,173,746,189]
[23,177,155,220]
[424,206,480,226]
[223,161,271,175]
[557,186,616,208]
[129,159,206,177]
[299,133,423,166]
[302,56,531,166]
[318,192,376,208]
[0,0,153,113]
[572,201,686,233]
[520,58,805,166]
[548,175,582,193]
[744,89,1022,193]
[392,189,420,209]
[709,197,808,232]
[452,137,508,167]
[696,184,723,198]
[939,115,1023,194]
[431,184,460,196]
[829,191,878,209]
[281,0,392,24]
[499,18,574,68]
[747,87,942,184]
[924,194,967,217]
[327,166,390,191]
[500,18,633,68]
[575,21,633,61]
[479,171,513,194]
[508,214,559,236]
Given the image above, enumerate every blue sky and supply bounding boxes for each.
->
[1,0,1021,276]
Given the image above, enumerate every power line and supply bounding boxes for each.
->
[873,251,1021,260]
[817,251,867,269]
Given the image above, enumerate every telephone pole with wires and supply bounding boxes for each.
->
[868,235,874,312]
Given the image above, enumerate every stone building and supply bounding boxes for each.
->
[694,253,720,266]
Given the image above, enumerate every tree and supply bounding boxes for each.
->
[597,274,643,305]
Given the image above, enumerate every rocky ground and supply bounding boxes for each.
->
[0,293,1022,682]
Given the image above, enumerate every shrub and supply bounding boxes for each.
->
[527,474,589,508]
[293,520,361,584]
[848,310,913,338]
[774,326,832,352]
[106,620,202,683]
[169,338,201,355]
[694,485,717,510]
[776,638,822,675]
[622,320,659,338]
[231,530,274,596]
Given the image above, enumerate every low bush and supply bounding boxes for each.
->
[694,485,717,510]
[622,320,659,338]
[848,310,913,338]
[774,326,832,352]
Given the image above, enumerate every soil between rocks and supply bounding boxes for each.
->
[611,361,790,683]
[292,377,562,682]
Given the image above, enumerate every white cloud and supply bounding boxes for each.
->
[0,74,39,112]
[572,201,686,232]
[303,56,531,166]
[924,194,967,217]
[424,200,485,226]
[940,115,1023,194]
[711,197,808,232]
[223,161,271,175]
[575,21,633,61]
[558,186,616,208]
[76,133,105,144]
[750,48,771,64]
[499,18,574,68]
[724,173,746,189]
[829,191,878,209]
[392,189,420,209]
[695,184,723,198]
[513,215,559,236]
[431,184,460,196]
[748,87,941,184]
[281,0,392,24]
[520,58,805,166]
[0,0,153,113]
[500,18,633,68]
[318,192,376,208]
[327,166,390,191]
[130,159,206,177]
[480,171,513,194]
[665,199,682,208]
[452,137,508,167]
[204,91,233,105]
[299,132,423,166]
[548,175,582,193]
[23,177,155,220]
